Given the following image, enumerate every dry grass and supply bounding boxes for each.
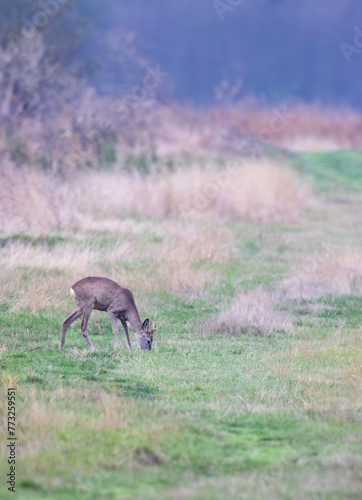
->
[0,159,308,233]
[81,160,307,224]
[0,221,228,310]
[0,268,63,313]
[157,263,216,295]
[110,224,227,294]
[152,224,229,264]
[109,228,225,295]
[99,392,138,430]
[8,275,66,313]
[0,165,76,234]
[281,249,362,299]
[224,161,308,223]
[0,240,97,273]
[210,289,294,336]
[0,240,103,311]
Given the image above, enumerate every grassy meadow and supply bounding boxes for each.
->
[0,151,361,499]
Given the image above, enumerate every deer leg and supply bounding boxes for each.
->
[121,319,132,349]
[81,308,95,351]
[108,311,119,349]
[60,308,83,350]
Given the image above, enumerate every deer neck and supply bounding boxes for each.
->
[127,308,143,335]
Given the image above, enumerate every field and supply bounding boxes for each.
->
[0,150,361,499]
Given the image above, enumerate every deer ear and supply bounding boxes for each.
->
[142,319,150,332]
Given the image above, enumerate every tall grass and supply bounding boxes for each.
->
[0,166,74,234]
[74,160,308,223]
[0,221,230,309]
[281,249,362,299]
[0,159,308,233]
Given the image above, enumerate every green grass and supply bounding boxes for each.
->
[0,291,360,499]
[294,149,362,194]
[0,154,361,499]
[0,233,70,249]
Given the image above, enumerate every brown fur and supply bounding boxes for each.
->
[60,277,156,351]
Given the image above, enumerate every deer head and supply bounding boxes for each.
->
[136,319,157,351]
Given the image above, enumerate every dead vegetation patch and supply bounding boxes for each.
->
[281,249,362,299]
[81,160,308,224]
[0,159,308,233]
[209,289,294,337]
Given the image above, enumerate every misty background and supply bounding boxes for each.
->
[1,0,361,109]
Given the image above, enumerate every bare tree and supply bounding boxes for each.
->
[0,34,81,125]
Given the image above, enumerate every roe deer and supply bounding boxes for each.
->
[59,277,156,351]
